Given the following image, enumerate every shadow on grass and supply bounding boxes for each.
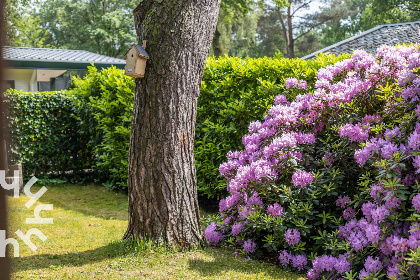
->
[12,240,130,273]
[13,242,302,279]
[188,248,303,279]
[32,183,219,222]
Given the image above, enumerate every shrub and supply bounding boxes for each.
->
[5,66,134,189]
[71,65,135,191]
[196,54,350,199]
[205,44,420,279]
[5,90,90,179]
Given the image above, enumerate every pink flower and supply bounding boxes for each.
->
[292,170,313,187]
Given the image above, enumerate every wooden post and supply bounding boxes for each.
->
[0,140,7,174]
[0,0,10,276]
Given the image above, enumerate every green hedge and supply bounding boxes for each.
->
[196,54,351,198]
[5,90,91,178]
[71,65,134,190]
[5,66,134,188]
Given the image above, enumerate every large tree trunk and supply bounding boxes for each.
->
[124,0,220,248]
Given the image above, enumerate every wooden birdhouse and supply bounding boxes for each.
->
[124,43,149,78]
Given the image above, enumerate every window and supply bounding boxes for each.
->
[2,80,15,91]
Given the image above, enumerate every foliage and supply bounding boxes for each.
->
[319,0,365,48]
[5,55,349,195]
[214,4,262,58]
[4,0,30,46]
[4,90,90,179]
[213,0,264,58]
[196,53,351,198]
[205,43,420,279]
[357,0,420,32]
[253,8,287,57]
[19,0,138,57]
[4,66,133,190]
[71,65,135,191]
[213,0,354,58]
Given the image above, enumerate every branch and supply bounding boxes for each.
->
[291,0,312,17]
[407,7,420,11]
[294,15,340,41]
[293,15,315,20]
[278,10,289,45]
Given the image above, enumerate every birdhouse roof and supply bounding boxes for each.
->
[125,45,149,59]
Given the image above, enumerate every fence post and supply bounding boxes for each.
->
[0,0,11,276]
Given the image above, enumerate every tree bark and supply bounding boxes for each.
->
[124,0,220,248]
[212,26,222,57]
[277,0,298,59]
[286,4,295,58]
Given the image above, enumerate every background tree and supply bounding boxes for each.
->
[255,6,287,57]
[319,0,366,47]
[356,0,420,31]
[4,0,30,46]
[124,0,220,248]
[29,0,138,57]
[212,0,255,57]
[318,0,420,48]
[272,0,352,58]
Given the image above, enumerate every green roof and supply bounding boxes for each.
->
[3,46,126,70]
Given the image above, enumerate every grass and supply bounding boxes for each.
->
[8,184,304,279]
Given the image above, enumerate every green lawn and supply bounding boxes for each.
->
[8,184,304,279]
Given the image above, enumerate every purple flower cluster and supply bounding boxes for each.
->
[274,94,288,105]
[285,77,308,89]
[278,250,307,271]
[412,193,420,212]
[308,254,350,278]
[267,203,283,217]
[243,239,256,253]
[284,229,300,246]
[205,223,223,245]
[354,135,407,166]
[359,256,383,279]
[231,223,244,236]
[322,153,334,166]
[291,170,313,187]
[342,207,356,220]
[338,219,371,250]
[336,195,350,208]
[339,123,370,142]
[205,38,420,279]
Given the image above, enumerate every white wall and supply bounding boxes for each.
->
[4,69,37,92]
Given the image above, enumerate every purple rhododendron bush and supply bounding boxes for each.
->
[204,43,420,279]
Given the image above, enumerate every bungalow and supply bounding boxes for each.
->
[3,46,126,92]
[302,21,420,60]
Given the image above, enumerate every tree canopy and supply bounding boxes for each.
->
[5,0,420,58]
[6,0,138,58]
